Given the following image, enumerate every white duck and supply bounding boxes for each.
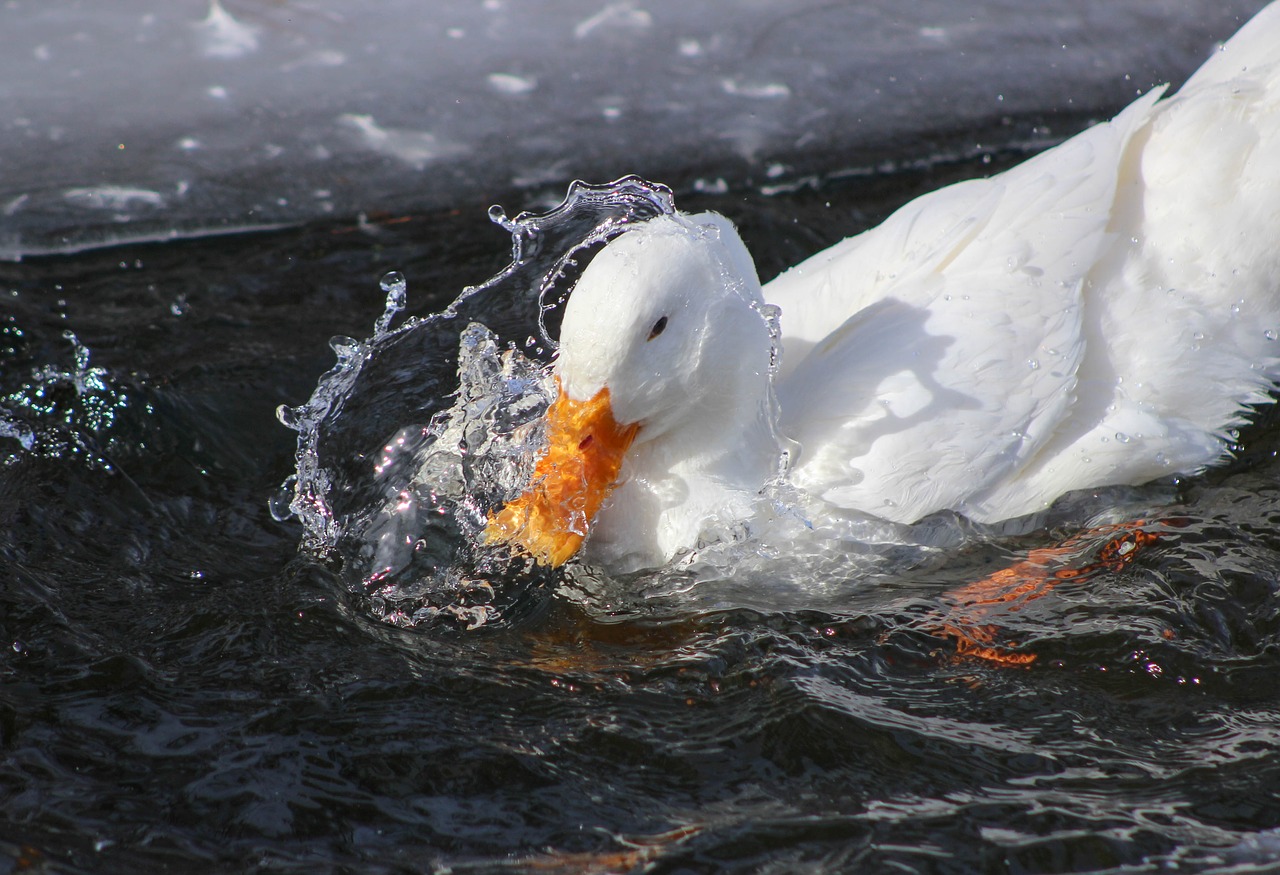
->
[488,1,1280,572]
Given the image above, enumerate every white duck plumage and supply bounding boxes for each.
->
[491,2,1280,573]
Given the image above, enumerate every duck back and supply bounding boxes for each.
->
[765,2,1280,524]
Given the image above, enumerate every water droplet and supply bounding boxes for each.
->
[1028,358,1040,370]
[329,335,360,364]
[1115,432,1131,443]
[375,271,407,335]
[269,478,297,521]
[1267,329,1278,341]
[488,203,516,231]
[379,270,406,302]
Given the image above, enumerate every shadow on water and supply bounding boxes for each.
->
[2,158,1280,873]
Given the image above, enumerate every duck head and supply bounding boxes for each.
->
[486,212,773,566]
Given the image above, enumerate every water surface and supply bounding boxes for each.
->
[3,162,1280,873]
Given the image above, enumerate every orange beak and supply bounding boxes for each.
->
[485,380,639,566]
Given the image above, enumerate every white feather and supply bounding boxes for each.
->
[553,2,1280,569]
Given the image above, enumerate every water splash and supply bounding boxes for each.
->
[0,329,141,470]
[275,177,675,623]
[374,270,407,335]
[275,175,1187,624]
[274,177,1018,621]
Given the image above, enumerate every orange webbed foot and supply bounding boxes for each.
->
[927,519,1172,667]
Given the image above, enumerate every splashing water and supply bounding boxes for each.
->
[275,177,677,624]
[274,176,1183,627]
[273,176,994,625]
[0,329,142,471]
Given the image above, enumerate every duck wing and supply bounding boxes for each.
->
[766,89,1165,524]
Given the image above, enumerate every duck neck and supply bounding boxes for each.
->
[634,359,785,549]
[669,386,783,490]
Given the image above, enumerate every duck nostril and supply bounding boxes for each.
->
[578,435,594,451]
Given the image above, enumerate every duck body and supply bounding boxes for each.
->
[489,2,1280,573]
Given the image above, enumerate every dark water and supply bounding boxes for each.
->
[4,160,1280,874]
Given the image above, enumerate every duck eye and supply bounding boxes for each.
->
[647,315,668,341]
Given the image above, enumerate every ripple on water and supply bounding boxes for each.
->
[5,170,1280,873]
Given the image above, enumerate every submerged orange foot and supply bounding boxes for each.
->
[930,519,1168,667]
[486,381,638,566]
